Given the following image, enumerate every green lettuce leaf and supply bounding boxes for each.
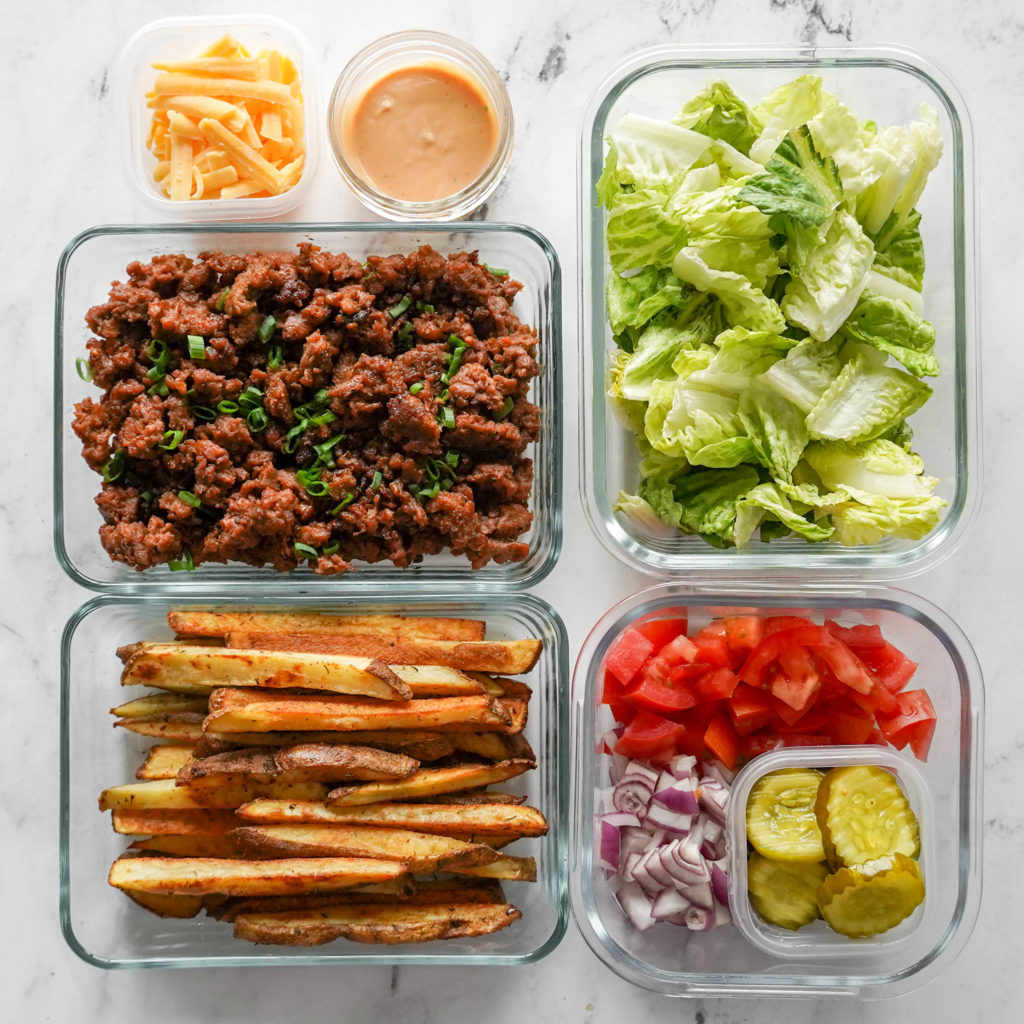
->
[872,209,925,291]
[803,438,939,500]
[738,376,810,479]
[606,187,688,273]
[606,113,712,191]
[761,336,844,411]
[734,481,833,547]
[839,289,938,377]
[824,495,945,545]
[605,266,695,337]
[675,80,763,154]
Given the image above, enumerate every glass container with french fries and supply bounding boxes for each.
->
[120,15,319,219]
[61,595,568,966]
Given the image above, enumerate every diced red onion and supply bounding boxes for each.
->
[601,811,642,830]
[700,820,725,861]
[613,761,659,817]
[710,860,729,906]
[702,761,735,788]
[635,848,674,890]
[653,776,700,815]
[651,888,692,920]
[621,851,642,883]
[598,819,620,872]
[616,880,656,931]
[609,753,629,784]
[643,827,667,851]
[642,800,693,834]
[698,776,730,825]
[668,754,698,779]
[714,903,732,927]
[681,881,714,910]
[685,905,715,931]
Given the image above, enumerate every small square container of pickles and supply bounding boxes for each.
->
[569,582,982,997]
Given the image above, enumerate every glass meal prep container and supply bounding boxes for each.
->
[578,46,978,576]
[570,582,982,997]
[119,14,320,220]
[59,592,569,968]
[53,222,562,592]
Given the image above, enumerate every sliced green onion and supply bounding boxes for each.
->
[409,382,424,395]
[305,480,330,498]
[295,542,319,561]
[246,407,268,432]
[147,339,168,362]
[397,322,414,343]
[331,494,355,515]
[216,287,230,311]
[187,335,206,360]
[447,334,465,348]
[177,490,202,508]
[438,389,450,402]
[216,399,239,414]
[76,357,93,382]
[102,450,125,482]
[370,469,383,490]
[388,295,411,318]
[494,396,515,422]
[258,315,277,343]
[314,433,347,464]
[424,460,440,482]
[441,478,453,491]
[445,449,460,469]
[140,490,153,504]
[485,265,509,276]
[145,365,163,382]
[267,345,284,370]
[283,423,305,454]
[191,404,216,422]
[147,380,170,397]
[296,466,322,488]
[159,429,184,451]
[310,410,336,426]
[322,540,340,556]
[439,406,455,430]
[239,386,263,409]
[168,548,195,572]
[416,301,435,314]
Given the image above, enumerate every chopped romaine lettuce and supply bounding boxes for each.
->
[675,80,763,155]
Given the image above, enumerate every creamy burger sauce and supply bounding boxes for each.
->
[345,64,498,202]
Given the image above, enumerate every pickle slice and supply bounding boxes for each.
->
[817,852,925,937]
[815,765,920,868]
[746,768,825,862]
[747,852,828,931]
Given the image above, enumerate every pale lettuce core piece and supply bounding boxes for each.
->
[607,113,713,191]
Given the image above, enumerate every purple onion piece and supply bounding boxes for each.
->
[668,753,698,780]
[598,819,620,872]
[651,887,692,920]
[714,902,732,927]
[642,801,693,835]
[710,861,729,906]
[613,780,653,818]
[616,880,656,932]
[621,851,642,883]
[609,753,629,785]
[681,881,714,910]
[685,905,715,931]
[601,811,642,830]
[653,779,700,815]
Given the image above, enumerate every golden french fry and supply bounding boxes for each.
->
[327,760,533,807]
[109,855,406,896]
[231,824,497,872]
[167,610,485,642]
[137,745,196,780]
[121,644,410,701]
[114,716,204,743]
[191,729,456,763]
[210,880,427,921]
[452,855,537,882]
[99,777,329,812]
[112,693,208,718]
[111,807,239,836]
[226,633,542,674]
[235,798,549,839]
[233,901,521,946]
[389,664,485,697]
[423,791,528,806]
[128,834,242,858]
[125,889,204,919]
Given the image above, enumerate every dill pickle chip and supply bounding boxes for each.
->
[746,767,825,862]
[747,852,829,931]
[817,852,925,937]
[815,765,920,868]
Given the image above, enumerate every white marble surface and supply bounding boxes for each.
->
[3,0,1023,1019]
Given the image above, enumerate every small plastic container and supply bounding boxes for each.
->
[727,746,934,958]
[60,592,569,968]
[328,31,514,221]
[570,581,983,997]
[120,14,320,220]
[53,221,562,592]
[578,46,979,577]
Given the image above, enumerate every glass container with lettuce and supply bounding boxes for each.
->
[601,76,945,548]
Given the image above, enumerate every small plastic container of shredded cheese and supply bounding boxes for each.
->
[119,14,320,220]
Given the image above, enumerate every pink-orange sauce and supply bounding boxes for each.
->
[345,64,498,202]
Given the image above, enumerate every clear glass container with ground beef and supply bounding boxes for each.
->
[55,224,562,591]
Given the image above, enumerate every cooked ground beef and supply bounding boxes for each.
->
[73,244,540,573]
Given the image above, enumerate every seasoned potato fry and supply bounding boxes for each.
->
[192,729,456,763]
[327,760,533,806]
[388,664,485,697]
[204,688,523,735]
[422,791,528,806]
[450,732,536,763]
[234,900,521,946]
[225,633,542,674]
[125,889,204,919]
[168,611,485,642]
[111,807,239,836]
[235,798,549,838]
[128,834,242,858]
[231,823,497,871]
[453,854,538,882]
[137,745,196,780]
[121,644,410,701]
[109,855,406,896]
[99,777,329,812]
[112,693,208,717]
[178,744,419,785]
[114,715,204,743]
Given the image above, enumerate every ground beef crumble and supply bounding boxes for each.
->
[73,244,541,573]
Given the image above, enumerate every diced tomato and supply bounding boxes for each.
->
[808,634,874,695]
[824,703,876,745]
[864,727,888,746]
[774,706,830,733]
[762,615,816,636]
[729,684,776,734]
[826,621,885,649]
[692,634,734,670]
[658,633,699,667]
[622,676,699,716]
[740,733,784,759]
[858,641,919,694]
[739,625,829,687]
[635,615,688,648]
[703,711,740,770]
[614,710,684,760]
[878,689,937,761]
[694,621,728,641]
[605,628,653,686]
[694,666,740,701]
[776,734,831,748]
[723,616,764,655]
[601,668,632,724]
[845,679,900,717]
[668,662,712,684]
[773,644,821,711]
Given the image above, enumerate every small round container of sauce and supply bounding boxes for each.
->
[328,31,514,220]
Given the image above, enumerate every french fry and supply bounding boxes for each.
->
[231,824,498,872]
[109,855,407,896]
[128,834,242,858]
[167,610,485,642]
[226,633,542,674]
[203,688,522,735]
[233,901,521,946]
[99,777,329,812]
[452,855,538,882]
[121,644,410,701]
[389,664,486,697]
[211,881,429,921]
[326,760,533,807]
[137,745,196,780]
[235,798,549,839]
[112,693,208,717]
[178,744,420,785]
[111,807,239,836]
[191,729,456,763]
[114,715,204,744]
[125,889,204,919]
[422,791,528,806]
[449,732,536,763]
